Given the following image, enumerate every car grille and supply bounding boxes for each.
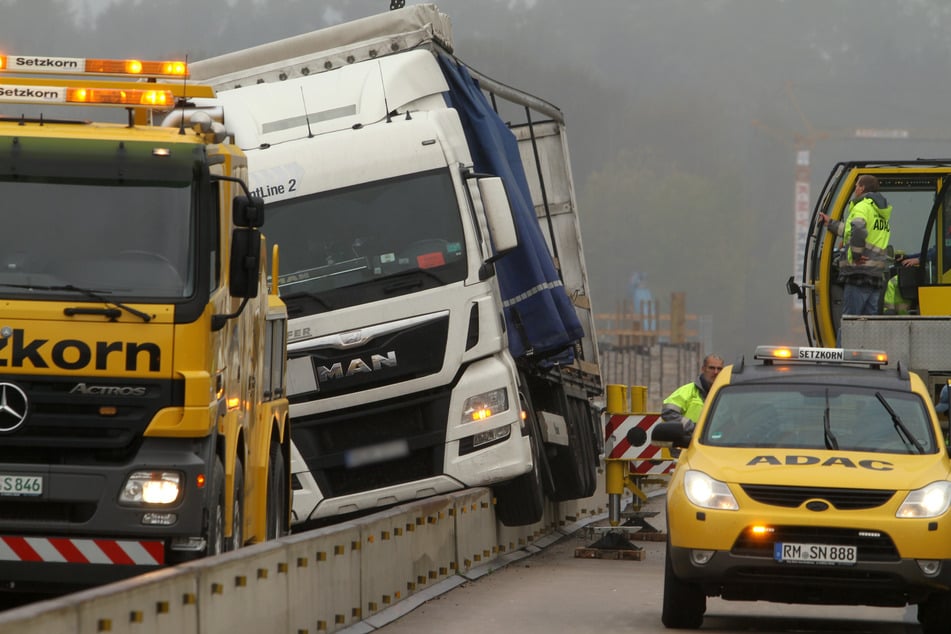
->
[732,525,900,561]
[741,484,895,510]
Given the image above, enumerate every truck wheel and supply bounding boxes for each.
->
[225,458,244,552]
[493,430,544,526]
[204,457,226,557]
[546,409,597,501]
[266,443,288,540]
[918,591,951,633]
[662,539,705,629]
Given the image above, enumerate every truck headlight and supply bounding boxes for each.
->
[120,471,182,505]
[897,481,951,519]
[462,388,508,424]
[683,470,739,511]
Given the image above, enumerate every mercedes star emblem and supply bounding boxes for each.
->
[0,383,29,433]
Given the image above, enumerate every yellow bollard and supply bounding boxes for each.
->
[604,385,634,526]
[630,385,647,414]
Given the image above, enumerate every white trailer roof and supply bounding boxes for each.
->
[190,4,452,90]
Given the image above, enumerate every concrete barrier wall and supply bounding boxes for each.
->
[0,480,611,634]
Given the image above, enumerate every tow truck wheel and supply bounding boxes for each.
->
[265,443,288,540]
[918,591,951,634]
[204,457,226,557]
[662,538,705,629]
[225,458,244,552]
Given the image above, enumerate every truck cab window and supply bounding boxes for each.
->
[266,169,467,313]
[0,178,195,299]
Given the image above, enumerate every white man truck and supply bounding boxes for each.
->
[0,55,290,593]
[180,4,602,527]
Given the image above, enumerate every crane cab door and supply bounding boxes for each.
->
[916,177,951,314]
[800,162,951,346]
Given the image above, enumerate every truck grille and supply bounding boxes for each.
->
[741,484,895,510]
[288,314,449,401]
[292,387,450,497]
[731,525,900,561]
[0,376,182,464]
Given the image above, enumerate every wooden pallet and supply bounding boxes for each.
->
[574,546,645,561]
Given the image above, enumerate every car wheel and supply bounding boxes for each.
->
[662,538,705,629]
[918,590,951,634]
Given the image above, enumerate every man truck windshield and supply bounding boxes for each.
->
[265,169,468,315]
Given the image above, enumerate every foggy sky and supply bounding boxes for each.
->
[9,0,951,360]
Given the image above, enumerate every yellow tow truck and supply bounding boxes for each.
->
[0,54,289,594]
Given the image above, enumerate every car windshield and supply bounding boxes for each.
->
[265,169,468,314]
[700,383,937,455]
[0,179,194,299]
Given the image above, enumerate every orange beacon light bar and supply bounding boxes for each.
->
[0,55,187,79]
[0,84,175,108]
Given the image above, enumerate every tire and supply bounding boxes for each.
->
[265,443,288,540]
[918,591,951,634]
[494,429,545,527]
[204,457,226,558]
[225,457,244,552]
[662,539,705,629]
[546,401,598,501]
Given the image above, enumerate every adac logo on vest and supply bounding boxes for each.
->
[872,217,890,232]
[0,328,160,372]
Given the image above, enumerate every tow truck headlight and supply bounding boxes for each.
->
[897,481,951,519]
[683,470,739,511]
[462,388,508,423]
[120,471,182,505]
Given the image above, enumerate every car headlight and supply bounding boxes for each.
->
[897,481,951,519]
[683,470,739,511]
[120,471,182,505]
[462,388,508,424]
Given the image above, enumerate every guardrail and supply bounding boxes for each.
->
[0,486,611,633]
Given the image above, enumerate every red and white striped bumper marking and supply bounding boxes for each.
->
[0,536,164,565]
[630,458,677,475]
[603,413,675,472]
[603,414,662,460]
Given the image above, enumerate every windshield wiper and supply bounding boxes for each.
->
[875,391,925,454]
[823,388,838,450]
[0,283,151,322]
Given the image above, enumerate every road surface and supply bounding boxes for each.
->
[366,494,919,634]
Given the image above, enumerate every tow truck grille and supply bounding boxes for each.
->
[732,525,900,561]
[741,484,895,510]
[0,376,182,465]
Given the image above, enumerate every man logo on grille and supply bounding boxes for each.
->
[0,383,28,433]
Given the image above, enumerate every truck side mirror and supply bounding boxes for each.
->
[479,177,518,256]
[233,195,265,228]
[229,228,261,298]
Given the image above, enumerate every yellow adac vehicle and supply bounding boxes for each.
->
[653,345,951,632]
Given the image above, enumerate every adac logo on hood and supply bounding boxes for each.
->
[747,454,894,471]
